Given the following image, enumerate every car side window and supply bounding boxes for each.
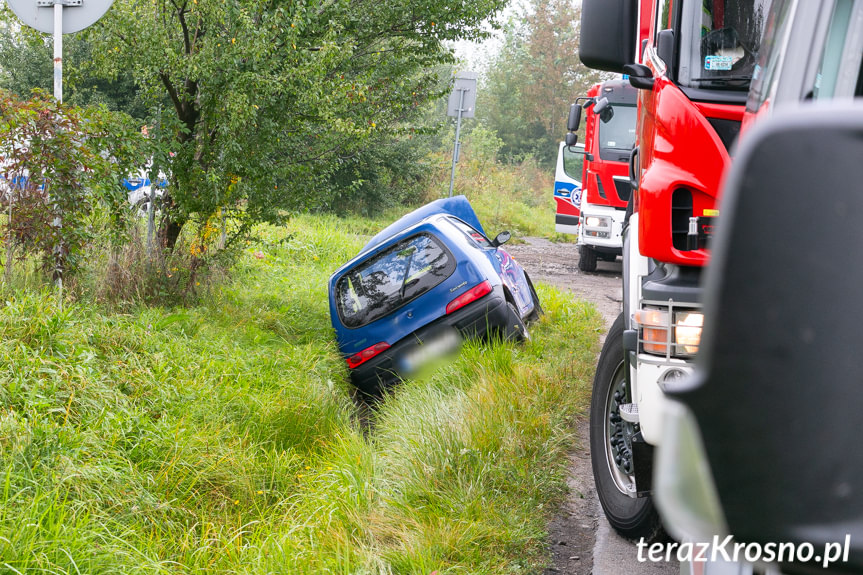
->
[447,217,493,248]
[655,0,673,40]
[746,0,796,113]
[812,0,863,99]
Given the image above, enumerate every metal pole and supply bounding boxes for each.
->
[146,186,155,255]
[219,212,226,250]
[448,87,466,198]
[53,2,63,299]
[53,3,62,102]
[5,191,12,285]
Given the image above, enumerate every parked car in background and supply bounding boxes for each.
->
[124,169,167,216]
[328,195,542,395]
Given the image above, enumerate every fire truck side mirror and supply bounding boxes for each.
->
[594,98,614,123]
[657,30,674,68]
[579,0,638,73]
[624,64,655,90]
[564,132,578,148]
[655,103,863,570]
[567,103,582,132]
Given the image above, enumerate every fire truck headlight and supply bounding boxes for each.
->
[674,311,703,355]
[635,307,670,354]
[584,215,610,229]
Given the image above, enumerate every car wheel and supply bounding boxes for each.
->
[578,244,597,272]
[590,313,662,540]
[134,198,160,220]
[525,275,544,323]
[503,300,529,342]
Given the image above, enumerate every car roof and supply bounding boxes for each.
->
[359,195,486,256]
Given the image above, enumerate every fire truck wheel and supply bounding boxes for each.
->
[590,313,663,540]
[578,244,597,272]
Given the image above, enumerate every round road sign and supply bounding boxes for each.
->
[6,0,114,34]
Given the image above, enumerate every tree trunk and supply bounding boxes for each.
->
[157,194,186,251]
[160,218,185,251]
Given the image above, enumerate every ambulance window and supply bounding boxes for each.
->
[563,145,584,180]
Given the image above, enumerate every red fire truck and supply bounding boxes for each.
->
[573,0,773,539]
[655,1,863,572]
[560,79,637,271]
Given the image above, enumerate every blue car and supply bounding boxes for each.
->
[328,195,542,394]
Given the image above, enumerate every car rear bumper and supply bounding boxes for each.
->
[348,285,510,394]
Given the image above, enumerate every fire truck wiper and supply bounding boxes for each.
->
[691,76,752,88]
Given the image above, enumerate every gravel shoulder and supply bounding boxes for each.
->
[504,237,678,575]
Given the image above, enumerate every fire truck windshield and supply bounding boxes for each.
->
[678,0,773,90]
[598,104,637,161]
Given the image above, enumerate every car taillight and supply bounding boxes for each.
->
[346,341,390,369]
[446,280,492,314]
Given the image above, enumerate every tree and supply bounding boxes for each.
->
[0,5,148,118]
[83,0,508,249]
[480,0,605,165]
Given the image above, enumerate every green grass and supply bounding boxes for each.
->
[422,152,562,240]
[0,212,602,574]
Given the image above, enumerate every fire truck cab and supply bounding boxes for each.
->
[562,79,637,271]
[578,0,773,539]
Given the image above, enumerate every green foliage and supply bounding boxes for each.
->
[82,0,509,246]
[480,0,606,166]
[462,124,505,166]
[320,134,432,217]
[423,125,558,238]
[0,212,601,572]
[0,6,149,118]
[0,91,149,279]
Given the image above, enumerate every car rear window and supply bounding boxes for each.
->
[446,217,493,248]
[336,233,455,328]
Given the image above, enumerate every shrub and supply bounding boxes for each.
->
[0,90,147,281]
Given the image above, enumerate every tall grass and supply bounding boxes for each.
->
[0,212,601,573]
[423,131,560,240]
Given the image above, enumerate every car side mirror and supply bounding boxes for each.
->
[656,103,863,571]
[567,103,582,132]
[492,231,511,247]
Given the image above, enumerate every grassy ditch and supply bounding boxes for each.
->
[449,159,556,240]
[0,213,602,573]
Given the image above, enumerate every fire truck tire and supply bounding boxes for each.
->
[578,244,597,272]
[590,313,663,541]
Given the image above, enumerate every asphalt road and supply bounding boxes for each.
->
[505,238,679,575]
